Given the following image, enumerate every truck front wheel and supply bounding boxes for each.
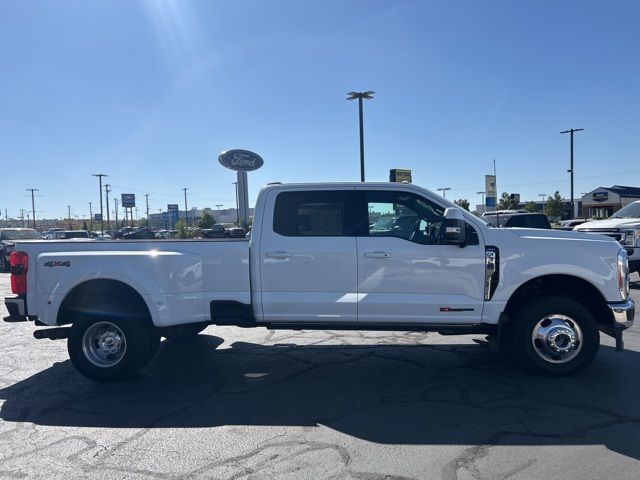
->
[68,316,158,381]
[514,295,599,375]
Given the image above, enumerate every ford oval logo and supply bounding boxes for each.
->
[218,149,264,172]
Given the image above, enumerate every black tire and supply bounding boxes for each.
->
[513,295,599,375]
[162,323,208,341]
[67,315,154,382]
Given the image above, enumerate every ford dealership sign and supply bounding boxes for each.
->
[218,149,264,172]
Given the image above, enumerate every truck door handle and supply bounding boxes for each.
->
[266,251,293,259]
[364,251,392,258]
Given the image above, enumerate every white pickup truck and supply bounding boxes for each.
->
[574,200,640,275]
[4,182,635,380]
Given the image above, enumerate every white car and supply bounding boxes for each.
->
[4,182,635,380]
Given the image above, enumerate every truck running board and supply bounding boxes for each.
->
[33,327,71,340]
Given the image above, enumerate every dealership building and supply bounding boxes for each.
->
[580,185,640,219]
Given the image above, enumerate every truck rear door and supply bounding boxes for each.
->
[258,188,358,323]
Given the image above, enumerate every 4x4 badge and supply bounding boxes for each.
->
[43,261,70,268]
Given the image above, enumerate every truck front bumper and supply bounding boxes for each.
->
[608,299,635,329]
[601,299,635,352]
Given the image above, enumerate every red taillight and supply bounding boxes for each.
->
[10,251,28,295]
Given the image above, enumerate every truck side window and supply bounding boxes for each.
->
[366,191,445,245]
[365,191,479,245]
[273,191,351,236]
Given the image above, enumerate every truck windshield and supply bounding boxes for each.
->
[1,229,40,240]
[611,202,640,219]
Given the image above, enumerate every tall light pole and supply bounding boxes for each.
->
[182,188,189,226]
[93,173,108,235]
[347,91,374,182]
[476,191,485,210]
[538,194,547,214]
[89,202,93,231]
[26,188,38,229]
[67,206,72,229]
[216,204,223,222]
[438,187,451,198]
[560,128,583,219]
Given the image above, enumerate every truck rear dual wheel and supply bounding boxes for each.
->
[514,295,599,375]
[68,315,160,382]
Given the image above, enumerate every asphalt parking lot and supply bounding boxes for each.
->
[1,272,639,479]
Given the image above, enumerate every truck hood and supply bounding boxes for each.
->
[574,218,640,230]
[489,227,620,244]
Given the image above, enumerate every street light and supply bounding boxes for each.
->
[347,91,374,182]
[538,194,547,214]
[438,187,451,198]
[216,204,223,222]
[476,191,485,208]
[232,181,239,225]
[26,188,38,229]
[560,128,584,219]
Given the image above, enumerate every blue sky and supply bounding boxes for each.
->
[1,0,639,220]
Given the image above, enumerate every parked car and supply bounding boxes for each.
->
[0,228,40,272]
[121,227,157,240]
[482,212,552,229]
[227,226,246,238]
[557,218,588,231]
[4,182,635,381]
[574,200,640,273]
[201,224,226,238]
[50,230,90,240]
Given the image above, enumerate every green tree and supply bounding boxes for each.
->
[198,211,215,229]
[176,219,189,239]
[523,201,539,213]
[497,192,519,210]
[545,191,565,218]
[453,198,470,211]
[83,220,88,230]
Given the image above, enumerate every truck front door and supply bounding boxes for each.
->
[258,188,358,323]
[356,188,485,324]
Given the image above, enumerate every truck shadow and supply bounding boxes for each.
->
[1,335,640,459]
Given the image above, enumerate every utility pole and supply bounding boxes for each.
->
[89,202,93,231]
[93,173,108,235]
[347,91,374,182]
[476,191,485,210]
[216,204,223,222]
[560,128,584,219]
[182,188,189,227]
[19,209,25,227]
[104,184,111,232]
[67,206,72,229]
[114,197,119,230]
[26,188,38,229]
[538,194,547,214]
[145,194,150,226]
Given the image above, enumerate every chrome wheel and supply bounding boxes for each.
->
[531,314,583,364]
[82,321,127,368]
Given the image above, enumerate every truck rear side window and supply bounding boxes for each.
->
[273,191,351,236]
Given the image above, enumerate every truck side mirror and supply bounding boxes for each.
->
[444,208,467,247]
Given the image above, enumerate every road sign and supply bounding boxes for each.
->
[167,204,179,212]
[121,194,136,208]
